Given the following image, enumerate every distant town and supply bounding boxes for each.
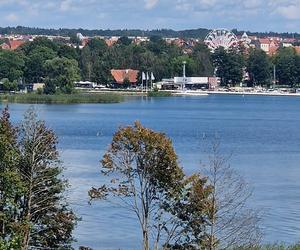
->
[0,26,300,97]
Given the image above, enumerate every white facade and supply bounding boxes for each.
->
[174,77,209,84]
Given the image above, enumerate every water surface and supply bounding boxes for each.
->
[2,95,300,249]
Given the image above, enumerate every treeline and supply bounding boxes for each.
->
[213,47,300,87]
[1,36,300,95]
[1,26,299,39]
[0,26,210,39]
[0,36,214,93]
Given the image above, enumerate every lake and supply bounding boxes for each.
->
[2,94,300,249]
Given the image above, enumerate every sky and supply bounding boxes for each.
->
[0,0,299,32]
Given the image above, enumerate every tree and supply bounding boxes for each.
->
[117,36,132,46]
[274,48,299,87]
[213,48,244,86]
[89,122,211,250]
[0,107,77,249]
[18,109,77,249]
[0,50,25,82]
[0,107,24,248]
[1,78,18,92]
[201,141,261,250]
[247,49,272,86]
[192,44,214,77]
[44,57,80,94]
[24,46,57,83]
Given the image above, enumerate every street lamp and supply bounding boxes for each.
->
[182,61,186,91]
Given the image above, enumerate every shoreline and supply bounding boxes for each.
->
[88,89,300,97]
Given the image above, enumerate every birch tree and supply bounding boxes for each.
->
[18,108,77,250]
[89,122,211,250]
[202,141,261,250]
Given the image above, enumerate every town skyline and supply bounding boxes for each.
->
[0,0,299,33]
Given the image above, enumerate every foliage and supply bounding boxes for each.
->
[273,48,300,87]
[24,45,57,83]
[89,122,211,250]
[247,49,272,86]
[44,57,80,94]
[1,78,18,92]
[0,107,25,247]
[212,48,244,86]
[0,50,25,82]
[0,107,77,249]
[0,93,123,104]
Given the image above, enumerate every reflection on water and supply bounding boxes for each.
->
[2,95,300,249]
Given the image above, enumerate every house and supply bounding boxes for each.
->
[111,69,139,85]
[8,40,25,50]
[1,39,25,50]
[258,38,271,53]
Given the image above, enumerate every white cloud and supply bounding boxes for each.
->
[276,3,300,20]
[144,0,159,9]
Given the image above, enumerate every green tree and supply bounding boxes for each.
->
[2,78,18,92]
[44,57,80,94]
[0,50,25,82]
[274,48,299,87]
[80,38,110,84]
[117,36,132,46]
[89,122,211,250]
[213,48,244,86]
[247,49,272,86]
[171,55,197,77]
[24,46,57,83]
[192,43,214,76]
[0,107,24,248]
[0,107,77,249]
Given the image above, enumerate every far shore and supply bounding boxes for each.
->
[88,89,300,97]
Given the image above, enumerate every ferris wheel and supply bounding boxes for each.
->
[204,29,238,52]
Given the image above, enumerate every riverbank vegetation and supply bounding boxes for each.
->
[0,93,123,104]
[147,90,172,97]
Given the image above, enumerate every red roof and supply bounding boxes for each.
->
[258,38,270,45]
[111,69,139,84]
[295,46,300,54]
[8,40,25,50]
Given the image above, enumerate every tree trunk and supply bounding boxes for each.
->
[143,229,149,250]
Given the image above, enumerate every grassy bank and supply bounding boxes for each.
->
[147,91,172,97]
[0,93,124,104]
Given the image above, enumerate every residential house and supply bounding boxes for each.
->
[111,69,139,85]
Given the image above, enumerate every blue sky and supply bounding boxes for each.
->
[0,0,299,32]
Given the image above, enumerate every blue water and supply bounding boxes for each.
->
[2,95,300,249]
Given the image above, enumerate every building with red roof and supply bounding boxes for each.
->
[1,39,25,50]
[111,69,139,84]
[8,40,25,50]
